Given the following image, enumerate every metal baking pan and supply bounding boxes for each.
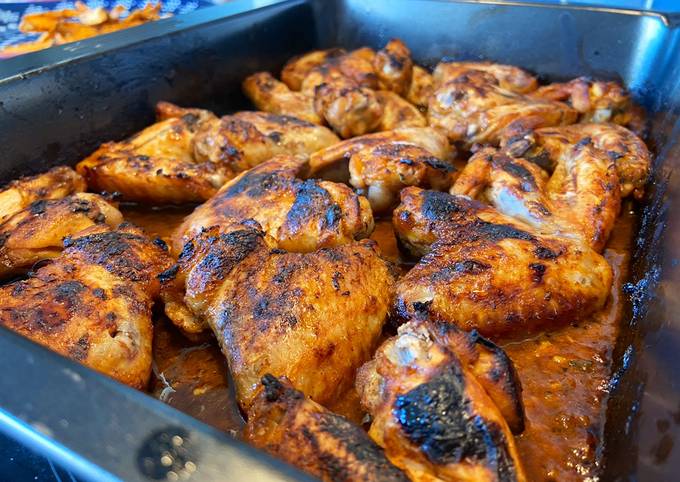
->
[0,0,678,480]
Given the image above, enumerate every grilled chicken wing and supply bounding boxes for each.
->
[192,111,339,173]
[309,126,455,180]
[0,224,172,388]
[245,375,409,482]
[376,90,427,130]
[349,142,458,214]
[0,193,123,278]
[452,142,620,252]
[433,61,538,94]
[373,39,413,96]
[392,188,612,339]
[531,77,645,133]
[242,72,322,124]
[173,155,374,254]
[161,225,395,409]
[0,166,86,223]
[77,102,223,204]
[428,74,577,148]
[406,65,434,108]
[508,123,650,199]
[356,320,527,481]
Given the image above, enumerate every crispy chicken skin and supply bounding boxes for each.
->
[242,72,322,124]
[407,65,435,108]
[192,111,339,172]
[531,77,645,133]
[0,166,86,223]
[173,155,374,254]
[309,127,455,179]
[508,123,651,199]
[77,102,223,204]
[161,225,395,409]
[373,39,414,96]
[428,74,578,147]
[452,142,621,252]
[245,375,409,482]
[376,90,427,130]
[433,61,538,94]
[349,142,458,214]
[356,320,527,482]
[0,193,123,278]
[0,224,172,388]
[392,188,613,339]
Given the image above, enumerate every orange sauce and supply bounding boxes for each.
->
[123,200,636,480]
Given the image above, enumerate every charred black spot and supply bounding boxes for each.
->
[472,220,536,243]
[261,113,315,127]
[272,263,297,284]
[0,233,9,248]
[399,158,415,166]
[526,150,553,172]
[181,113,199,127]
[68,335,90,361]
[270,248,286,255]
[320,248,345,262]
[158,265,179,283]
[501,161,536,191]
[92,288,107,300]
[267,131,282,143]
[29,200,48,215]
[224,171,288,199]
[412,300,432,315]
[332,271,342,291]
[575,136,593,148]
[534,246,559,260]
[421,190,467,220]
[137,155,150,161]
[284,180,339,233]
[261,374,286,402]
[607,150,624,160]
[54,281,86,304]
[529,263,546,283]
[153,238,169,251]
[195,230,263,281]
[178,241,195,263]
[394,365,516,480]
[106,312,117,322]
[70,199,92,214]
[424,157,456,172]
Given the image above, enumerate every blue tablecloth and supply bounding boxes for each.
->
[0,0,216,51]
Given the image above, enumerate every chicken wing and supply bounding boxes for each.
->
[161,225,395,409]
[356,320,527,481]
[0,193,123,278]
[452,142,620,252]
[428,74,577,148]
[373,39,413,96]
[349,142,457,214]
[508,123,650,199]
[433,61,538,94]
[0,224,172,388]
[392,188,612,339]
[77,102,223,204]
[531,77,645,133]
[309,126,455,180]
[192,111,339,172]
[376,90,427,130]
[173,155,374,254]
[245,375,409,482]
[0,166,85,223]
[242,72,322,124]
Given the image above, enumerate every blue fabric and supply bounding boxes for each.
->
[0,0,215,50]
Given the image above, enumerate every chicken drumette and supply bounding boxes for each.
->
[356,319,527,481]
[392,188,612,339]
[245,375,408,482]
[0,224,172,388]
[161,225,395,410]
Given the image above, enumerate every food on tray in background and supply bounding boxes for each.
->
[0,2,165,58]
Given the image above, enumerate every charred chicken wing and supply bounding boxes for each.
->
[173,155,374,254]
[433,61,538,94]
[0,166,86,223]
[245,375,409,482]
[162,225,395,410]
[392,188,613,339]
[0,193,123,278]
[77,102,222,204]
[452,142,621,252]
[0,224,172,388]
[356,320,527,481]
